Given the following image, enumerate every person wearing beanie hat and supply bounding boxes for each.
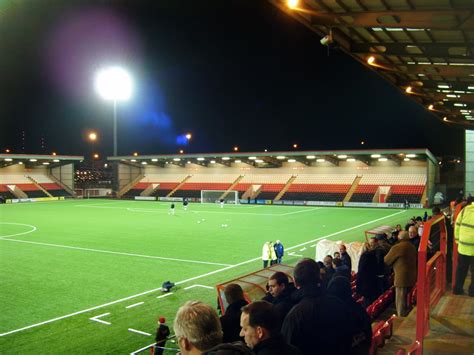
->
[155,316,170,355]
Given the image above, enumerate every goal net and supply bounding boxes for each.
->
[201,190,239,204]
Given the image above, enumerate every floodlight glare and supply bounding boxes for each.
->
[287,0,299,9]
[94,67,133,101]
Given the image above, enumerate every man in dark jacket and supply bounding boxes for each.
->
[240,301,301,355]
[356,244,380,307]
[220,284,249,343]
[274,240,284,264]
[266,272,295,324]
[154,317,170,355]
[328,276,372,355]
[340,244,352,271]
[281,258,355,354]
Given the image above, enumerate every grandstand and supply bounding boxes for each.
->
[0,154,81,201]
[112,149,436,208]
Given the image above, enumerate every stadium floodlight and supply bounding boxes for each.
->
[404,158,410,161]
[4,158,12,162]
[185,133,192,140]
[29,159,37,162]
[222,157,230,160]
[248,156,257,160]
[378,158,388,162]
[255,159,264,163]
[94,66,133,156]
[316,158,325,162]
[346,158,356,162]
[287,159,296,163]
[337,155,347,159]
[173,158,181,161]
[306,155,316,159]
[370,154,381,158]
[276,156,286,160]
[287,0,299,9]
[234,160,241,163]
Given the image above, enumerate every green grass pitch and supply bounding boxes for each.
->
[0,199,425,353]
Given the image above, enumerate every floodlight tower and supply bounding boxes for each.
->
[94,66,133,156]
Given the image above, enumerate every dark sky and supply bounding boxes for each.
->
[0,0,465,158]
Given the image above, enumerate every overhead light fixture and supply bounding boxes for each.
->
[234,160,241,163]
[370,154,381,158]
[443,117,448,122]
[454,103,466,107]
[197,157,205,161]
[437,85,450,89]
[43,162,50,165]
[346,158,356,162]
[306,155,316,159]
[287,0,299,9]
[53,159,60,162]
[29,159,37,162]
[316,158,325,163]
[367,56,375,65]
[249,156,257,160]
[404,158,410,161]
[141,162,147,165]
[405,86,413,93]
[130,159,136,162]
[255,159,264,163]
[276,156,286,160]
[337,155,347,159]
[152,158,158,162]
[406,154,416,158]
[222,157,230,160]
[378,158,388,162]
[4,158,12,162]
[428,104,434,110]
[287,159,296,163]
[173,158,181,161]
[210,160,216,164]
[187,161,191,164]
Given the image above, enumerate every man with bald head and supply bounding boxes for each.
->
[384,231,418,316]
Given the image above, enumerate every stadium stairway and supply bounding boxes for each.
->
[344,175,363,202]
[274,175,297,201]
[166,175,192,197]
[220,175,245,200]
[117,173,145,198]
[379,280,474,354]
[26,176,53,197]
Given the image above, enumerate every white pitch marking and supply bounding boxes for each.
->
[0,239,232,267]
[288,252,303,257]
[128,328,151,337]
[89,312,111,326]
[310,244,317,248]
[0,210,406,337]
[184,284,214,290]
[0,223,37,239]
[125,302,144,309]
[279,207,323,216]
[157,293,173,299]
[299,247,306,251]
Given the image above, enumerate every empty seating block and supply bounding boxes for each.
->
[0,185,15,199]
[40,183,72,197]
[123,182,151,198]
[16,184,48,198]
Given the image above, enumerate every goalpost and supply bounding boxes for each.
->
[201,190,239,204]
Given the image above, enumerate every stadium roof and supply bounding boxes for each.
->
[0,154,84,168]
[269,0,474,128]
[108,148,437,167]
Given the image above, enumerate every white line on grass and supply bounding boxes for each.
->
[157,293,173,299]
[0,223,37,239]
[128,328,151,337]
[0,239,232,267]
[89,313,111,326]
[279,208,323,216]
[184,284,213,290]
[0,209,405,337]
[125,302,144,309]
[288,252,303,257]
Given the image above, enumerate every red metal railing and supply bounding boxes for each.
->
[411,214,447,354]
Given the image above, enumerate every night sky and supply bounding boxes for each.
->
[0,0,465,158]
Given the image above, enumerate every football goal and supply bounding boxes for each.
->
[201,190,239,204]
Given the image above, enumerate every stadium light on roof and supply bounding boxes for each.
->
[276,156,286,160]
[152,158,158,162]
[249,156,257,160]
[210,160,216,164]
[5,149,10,153]
[197,157,205,161]
[233,146,239,151]
[133,152,138,156]
[371,154,381,158]
[93,153,99,159]
[378,158,388,162]
[255,159,264,163]
[29,159,37,162]
[292,143,298,149]
[306,155,316,159]
[287,0,299,9]
[404,158,410,161]
[4,158,12,162]
[316,158,325,162]
[405,86,413,94]
[179,150,184,154]
[287,159,296,163]
[337,155,347,159]
[222,157,230,160]
[185,133,192,140]
[94,66,133,157]
[347,158,356,162]
[367,56,375,65]
[235,160,241,163]
[43,162,50,165]
[52,152,57,156]
[53,159,60,162]
[173,158,181,161]
[406,154,416,158]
